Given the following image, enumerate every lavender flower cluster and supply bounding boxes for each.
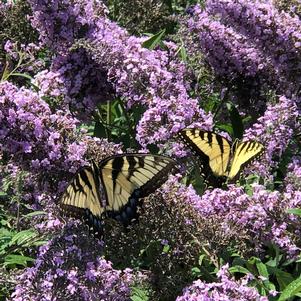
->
[162,175,301,257]
[11,222,134,301]
[206,0,301,96]
[181,0,301,111]
[0,80,121,208]
[28,0,212,145]
[176,264,269,301]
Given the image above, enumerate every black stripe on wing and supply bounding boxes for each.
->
[100,154,177,226]
[59,165,105,235]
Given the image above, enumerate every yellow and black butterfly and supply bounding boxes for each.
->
[59,153,176,234]
[178,128,264,182]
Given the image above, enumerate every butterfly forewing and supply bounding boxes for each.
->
[179,129,231,177]
[99,154,176,225]
[59,164,105,232]
[227,141,264,180]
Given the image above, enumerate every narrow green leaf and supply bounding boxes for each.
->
[10,72,33,81]
[278,277,301,301]
[180,45,187,62]
[142,29,165,50]
[275,269,295,291]
[198,254,206,266]
[4,254,34,268]
[22,211,47,218]
[226,102,243,139]
[256,261,269,278]
[229,266,250,275]
[214,123,233,137]
[286,208,301,216]
[163,245,170,253]
[10,73,40,91]
[94,121,106,138]
[131,287,149,301]
[10,230,37,246]
[191,267,201,276]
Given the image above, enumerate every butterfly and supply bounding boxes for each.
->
[178,128,264,181]
[59,153,177,234]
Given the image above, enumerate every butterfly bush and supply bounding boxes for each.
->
[181,1,301,114]
[244,96,299,178]
[0,80,121,202]
[11,222,135,301]
[3,40,45,77]
[29,0,108,53]
[181,3,275,105]
[2,0,301,300]
[176,264,269,301]
[285,157,301,193]
[28,0,115,116]
[34,49,115,118]
[28,0,212,144]
[162,176,301,257]
[206,0,301,96]
[182,5,272,79]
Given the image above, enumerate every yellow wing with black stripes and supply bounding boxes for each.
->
[59,154,176,233]
[228,140,264,179]
[179,129,232,177]
[179,128,264,180]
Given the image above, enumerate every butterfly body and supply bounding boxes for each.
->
[179,129,264,181]
[59,153,177,234]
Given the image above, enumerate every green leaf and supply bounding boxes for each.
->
[256,261,269,278]
[286,208,301,216]
[198,254,206,266]
[278,277,301,301]
[10,230,37,246]
[130,287,149,301]
[226,102,243,139]
[22,211,47,218]
[229,265,250,275]
[162,245,170,253]
[214,123,233,137]
[179,45,187,62]
[4,254,34,268]
[142,29,165,50]
[94,121,107,138]
[9,73,40,91]
[0,191,7,197]
[191,267,201,277]
[275,269,295,291]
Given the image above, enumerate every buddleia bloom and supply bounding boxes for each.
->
[206,0,301,96]
[0,81,121,201]
[11,222,134,301]
[29,0,212,142]
[176,264,269,301]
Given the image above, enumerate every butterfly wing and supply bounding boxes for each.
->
[99,154,176,226]
[228,141,264,180]
[179,129,231,177]
[59,163,105,233]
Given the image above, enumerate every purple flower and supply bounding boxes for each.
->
[206,0,301,95]
[11,221,136,301]
[176,264,269,301]
[29,0,212,142]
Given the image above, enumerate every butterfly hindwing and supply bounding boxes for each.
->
[228,141,264,179]
[99,154,176,225]
[179,129,231,177]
